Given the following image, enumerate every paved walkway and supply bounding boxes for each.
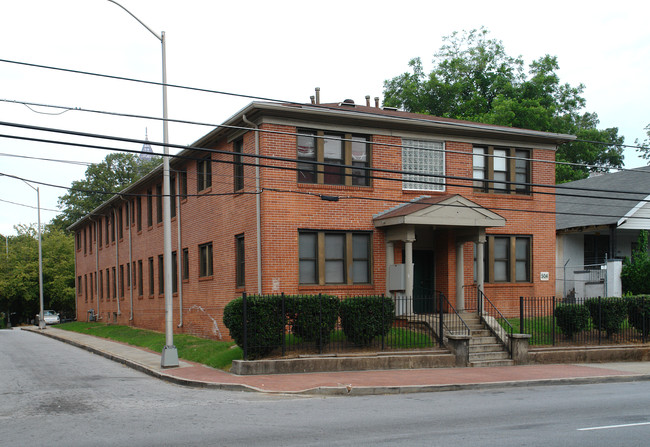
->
[21,326,650,395]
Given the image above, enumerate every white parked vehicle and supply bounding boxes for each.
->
[40,310,60,325]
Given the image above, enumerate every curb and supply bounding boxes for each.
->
[21,327,650,396]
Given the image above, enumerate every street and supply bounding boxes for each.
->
[2,328,650,446]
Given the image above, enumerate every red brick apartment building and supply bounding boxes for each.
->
[70,98,575,339]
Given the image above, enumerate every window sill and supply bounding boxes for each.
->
[198,275,214,282]
[198,187,213,195]
[297,183,372,192]
[471,192,533,200]
[298,283,375,291]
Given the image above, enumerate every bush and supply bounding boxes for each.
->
[626,296,650,338]
[223,295,286,359]
[621,230,650,295]
[555,304,590,339]
[339,296,395,345]
[584,297,628,338]
[286,294,339,349]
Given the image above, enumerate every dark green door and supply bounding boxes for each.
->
[413,250,435,314]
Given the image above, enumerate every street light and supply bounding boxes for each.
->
[107,0,178,367]
[19,181,45,330]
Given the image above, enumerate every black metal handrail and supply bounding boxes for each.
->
[437,291,471,341]
[479,289,513,357]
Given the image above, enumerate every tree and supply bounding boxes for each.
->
[636,124,650,161]
[51,153,161,231]
[621,230,650,295]
[383,28,624,183]
[0,225,75,323]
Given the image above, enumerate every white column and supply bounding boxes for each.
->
[385,241,394,298]
[405,239,414,314]
[477,238,485,312]
[456,241,464,311]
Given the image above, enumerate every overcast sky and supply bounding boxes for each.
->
[1,0,649,237]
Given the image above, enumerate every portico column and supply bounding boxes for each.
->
[456,241,464,311]
[385,241,394,298]
[405,239,414,314]
[477,237,485,313]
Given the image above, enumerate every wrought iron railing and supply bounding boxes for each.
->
[479,289,514,357]
[436,291,471,340]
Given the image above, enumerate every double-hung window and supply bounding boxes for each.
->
[473,146,530,194]
[197,157,212,191]
[477,236,531,283]
[233,139,244,191]
[199,242,213,277]
[402,139,445,191]
[299,231,371,285]
[297,130,371,186]
[235,235,245,287]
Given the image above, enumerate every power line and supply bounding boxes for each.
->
[2,119,649,203]
[0,57,642,150]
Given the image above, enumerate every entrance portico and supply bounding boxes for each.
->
[374,195,506,311]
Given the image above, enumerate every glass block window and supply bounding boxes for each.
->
[402,139,445,191]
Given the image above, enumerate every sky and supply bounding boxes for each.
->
[1,0,649,237]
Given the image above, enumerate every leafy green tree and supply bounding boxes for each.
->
[621,230,650,295]
[383,28,624,183]
[636,124,650,161]
[51,153,161,231]
[0,225,74,323]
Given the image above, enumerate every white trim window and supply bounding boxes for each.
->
[402,139,445,191]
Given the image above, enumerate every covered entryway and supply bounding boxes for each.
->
[374,194,506,311]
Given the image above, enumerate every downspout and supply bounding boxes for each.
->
[127,199,134,321]
[90,217,100,321]
[113,207,121,316]
[242,114,262,294]
[176,175,183,327]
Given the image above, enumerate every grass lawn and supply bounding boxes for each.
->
[57,322,242,370]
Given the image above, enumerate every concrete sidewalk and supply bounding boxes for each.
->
[21,326,650,396]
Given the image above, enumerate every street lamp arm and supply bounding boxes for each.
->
[106,0,162,42]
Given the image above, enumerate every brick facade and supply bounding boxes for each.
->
[71,101,572,339]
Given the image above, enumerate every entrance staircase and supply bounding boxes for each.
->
[461,313,513,367]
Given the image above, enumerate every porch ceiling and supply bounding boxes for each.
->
[373,195,506,228]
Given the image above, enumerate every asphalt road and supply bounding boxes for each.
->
[2,328,650,446]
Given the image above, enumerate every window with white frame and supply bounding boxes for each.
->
[402,139,445,191]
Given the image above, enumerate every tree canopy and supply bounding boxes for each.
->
[51,153,161,231]
[383,28,624,183]
[0,225,75,323]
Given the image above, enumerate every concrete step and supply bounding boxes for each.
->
[469,359,515,367]
[469,343,505,353]
[469,329,491,337]
[469,351,511,361]
[470,336,499,345]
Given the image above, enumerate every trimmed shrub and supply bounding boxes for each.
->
[555,304,590,339]
[339,296,395,346]
[223,295,286,359]
[286,294,339,349]
[584,297,628,338]
[626,296,650,338]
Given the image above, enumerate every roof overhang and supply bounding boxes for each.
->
[373,195,506,229]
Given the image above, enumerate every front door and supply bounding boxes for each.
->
[413,250,435,314]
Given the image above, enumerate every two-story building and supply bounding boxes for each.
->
[70,97,575,339]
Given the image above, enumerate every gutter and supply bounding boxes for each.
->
[176,176,183,327]
[126,198,133,321]
[242,114,262,294]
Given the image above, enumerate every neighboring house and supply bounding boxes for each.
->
[70,97,574,339]
[556,167,650,299]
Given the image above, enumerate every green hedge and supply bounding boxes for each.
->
[555,304,590,339]
[584,297,627,338]
[339,295,394,345]
[223,295,286,360]
[626,296,650,338]
[286,294,339,349]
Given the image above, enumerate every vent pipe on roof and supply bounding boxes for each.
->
[310,95,315,104]
[365,95,370,107]
[374,97,380,108]
[315,87,320,104]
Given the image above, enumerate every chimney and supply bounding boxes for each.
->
[310,95,315,104]
[365,95,370,107]
[315,87,321,105]
[374,97,380,108]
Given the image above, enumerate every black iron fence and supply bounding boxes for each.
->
[227,293,471,360]
[520,296,650,346]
